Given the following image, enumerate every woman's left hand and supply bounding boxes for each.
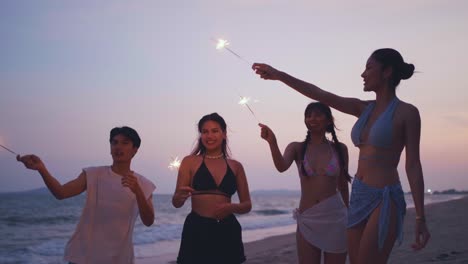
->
[122,173,141,194]
[214,203,234,220]
[412,220,430,250]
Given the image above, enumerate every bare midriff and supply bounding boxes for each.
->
[355,145,402,188]
[299,176,338,213]
[191,193,232,219]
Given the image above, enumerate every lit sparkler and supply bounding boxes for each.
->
[238,96,260,123]
[168,156,181,170]
[213,38,261,123]
[214,38,250,66]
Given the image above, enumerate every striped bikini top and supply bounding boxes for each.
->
[302,141,340,177]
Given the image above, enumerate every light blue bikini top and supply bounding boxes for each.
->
[302,141,340,177]
[351,97,399,148]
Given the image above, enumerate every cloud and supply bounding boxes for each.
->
[444,113,468,127]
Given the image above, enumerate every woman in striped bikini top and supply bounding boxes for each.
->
[301,140,340,178]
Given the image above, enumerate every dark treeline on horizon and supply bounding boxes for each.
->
[405,189,468,195]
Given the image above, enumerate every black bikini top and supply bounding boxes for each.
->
[191,156,237,197]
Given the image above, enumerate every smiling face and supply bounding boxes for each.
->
[304,108,330,134]
[110,134,138,163]
[200,120,226,153]
[361,57,388,92]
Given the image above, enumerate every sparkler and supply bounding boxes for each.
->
[0,143,18,156]
[214,38,251,66]
[238,96,260,123]
[168,156,181,171]
[213,37,261,123]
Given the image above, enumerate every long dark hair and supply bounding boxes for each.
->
[191,113,230,158]
[300,102,351,182]
[371,48,415,89]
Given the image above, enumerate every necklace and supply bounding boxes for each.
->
[205,153,224,159]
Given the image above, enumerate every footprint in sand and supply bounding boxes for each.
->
[433,251,464,262]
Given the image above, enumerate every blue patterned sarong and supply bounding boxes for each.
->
[347,178,406,250]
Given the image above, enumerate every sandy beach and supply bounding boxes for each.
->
[137,196,468,264]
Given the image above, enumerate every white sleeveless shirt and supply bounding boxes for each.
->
[64,166,156,264]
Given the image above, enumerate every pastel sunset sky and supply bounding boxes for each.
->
[1,1,467,194]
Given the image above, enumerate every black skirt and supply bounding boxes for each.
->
[177,211,246,264]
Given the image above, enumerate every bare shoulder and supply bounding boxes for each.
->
[398,100,420,120]
[399,100,419,111]
[226,158,242,168]
[226,158,245,173]
[182,155,201,163]
[289,141,303,148]
[180,155,203,170]
[331,142,348,156]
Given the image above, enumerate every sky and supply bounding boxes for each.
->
[1,0,467,194]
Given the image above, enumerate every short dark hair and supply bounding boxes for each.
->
[109,126,141,148]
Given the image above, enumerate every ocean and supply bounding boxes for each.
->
[0,189,463,264]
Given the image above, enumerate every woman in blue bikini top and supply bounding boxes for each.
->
[253,48,430,263]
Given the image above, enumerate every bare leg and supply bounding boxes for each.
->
[347,220,366,264]
[324,251,347,264]
[297,227,321,264]
[357,201,398,264]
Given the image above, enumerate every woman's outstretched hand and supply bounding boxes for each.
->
[259,123,277,145]
[252,63,281,80]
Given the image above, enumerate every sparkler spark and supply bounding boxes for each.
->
[168,156,181,170]
[238,96,251,106]
[216,39,229,50]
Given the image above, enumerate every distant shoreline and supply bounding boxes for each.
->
[3,187,468,195]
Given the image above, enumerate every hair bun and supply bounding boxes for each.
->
[400,63,415,80]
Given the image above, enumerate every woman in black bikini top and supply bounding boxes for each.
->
[191,154,237,197]
[172,113,251,264]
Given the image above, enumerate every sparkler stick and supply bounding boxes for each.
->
[214,38,251,66]
[224,47,250,65]
[0,143,17,156]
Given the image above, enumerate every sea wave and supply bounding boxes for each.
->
[251,209,289,216]
[0,215,77,226]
